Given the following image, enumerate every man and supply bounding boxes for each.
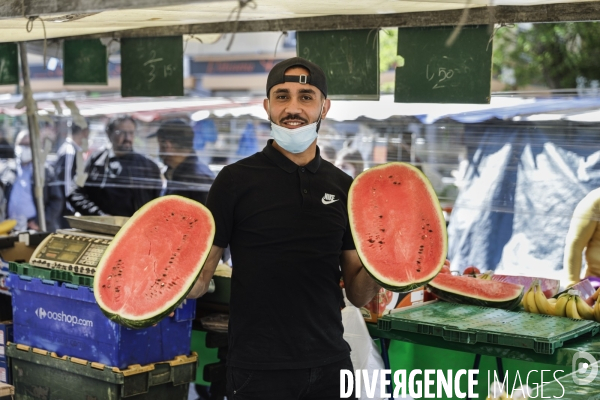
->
[3,130,62,232]
[154,119,215,204]
[54,120,90,228]
[564,187,600,287]
[68,116,162,217]
[187,57,381,399]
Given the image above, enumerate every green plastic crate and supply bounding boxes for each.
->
[377,301,600,354]
[6,343,196,399]
[8,262,94,287]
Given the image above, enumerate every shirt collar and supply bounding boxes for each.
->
[262,139,322,173]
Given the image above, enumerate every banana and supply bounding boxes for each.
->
[0,219,16,235]
[548,298,557,304]
[527,285,539,314]
[522,287,531,312]
[566,296,583,319]
[554,294,570,317]
[534,282,555,315]
[594,298,600,322]
[592,287,600,302]
[479,271,493,280]
[575,295,595,320]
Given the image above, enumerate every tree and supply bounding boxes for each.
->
[493,22,600,90]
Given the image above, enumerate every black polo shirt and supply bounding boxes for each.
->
[206,139,355,369]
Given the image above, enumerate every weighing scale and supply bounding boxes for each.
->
[27,215,219,293]
[28,216,128,277]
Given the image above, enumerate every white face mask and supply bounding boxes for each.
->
[268,101,324,154]
[16,145,32,164]
[270,122,318,154]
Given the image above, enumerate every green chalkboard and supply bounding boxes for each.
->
[0,43,19,86]
[297,29,379,100]
[395,25,492,104]
[63,39,108,85]
[121,36,183,97]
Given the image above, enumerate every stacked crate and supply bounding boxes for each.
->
[6,263,197,399]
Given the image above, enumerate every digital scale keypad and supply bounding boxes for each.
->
[29,231,112,276]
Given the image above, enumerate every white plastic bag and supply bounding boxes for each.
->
[342,297,386,400]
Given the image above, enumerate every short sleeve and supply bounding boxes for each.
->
[206,167,236,248]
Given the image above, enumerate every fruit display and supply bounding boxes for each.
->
[94,195,215,329]
[348,162,447,292]
[427,273,524,310]
[521,280,600,322]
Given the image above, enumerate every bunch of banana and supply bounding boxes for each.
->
[532,281,558,315]
[0,219,16,235]
[593,294,600,322]
[562,291,595,320]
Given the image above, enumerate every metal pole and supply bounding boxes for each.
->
[18,42,46,232]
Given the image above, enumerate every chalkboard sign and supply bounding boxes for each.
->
[297,30,379,100]
[121,36,183,97]
[0,43,18,86]
[63,39,108,85]
[395,25,492,104]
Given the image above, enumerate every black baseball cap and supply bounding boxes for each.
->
[266,57,327,98]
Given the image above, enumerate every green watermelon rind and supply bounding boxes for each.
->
[349,162,448,293]
[93,195,215,329]
[427,280,524,310]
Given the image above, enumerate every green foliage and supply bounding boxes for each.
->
[379,29,402,94]
[493,22,600,89]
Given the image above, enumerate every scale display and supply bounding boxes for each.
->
[29,232,112,276]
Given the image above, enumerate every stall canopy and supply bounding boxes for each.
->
[1,1,600,43]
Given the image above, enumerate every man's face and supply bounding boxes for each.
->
[109,120,135,156]
[264,66,330,129]
[157,138,174,168]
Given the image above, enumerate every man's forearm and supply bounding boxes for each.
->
[345,266,381,308]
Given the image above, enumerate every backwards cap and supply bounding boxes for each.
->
[266,57,327,98]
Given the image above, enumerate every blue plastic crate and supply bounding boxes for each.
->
[6,273,195,369]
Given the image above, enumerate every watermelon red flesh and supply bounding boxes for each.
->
[93,195,215,329]
[349,162,447,292]
[427,274,524,310]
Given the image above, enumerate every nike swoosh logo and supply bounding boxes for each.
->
[322,198,339,205]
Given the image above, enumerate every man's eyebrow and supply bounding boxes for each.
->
[299,88,317,95]
[273,88,290,94]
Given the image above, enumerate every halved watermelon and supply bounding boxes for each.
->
[349,162,447,292]
[427,274,524,310]
[94,195,215,329]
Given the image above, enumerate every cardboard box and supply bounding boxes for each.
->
[0,322,12,361]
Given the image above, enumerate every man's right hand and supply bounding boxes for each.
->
[186,245,224,299]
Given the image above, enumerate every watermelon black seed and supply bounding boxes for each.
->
[416,269,421,272]
[378,241,384,244]
[381,229,385,232]
[102,285,106,288]
[379,215,383,218]
[368,239,375,243]
[389,175,393,178]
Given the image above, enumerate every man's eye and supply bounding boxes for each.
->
[302,96,313,101]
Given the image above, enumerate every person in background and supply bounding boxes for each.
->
[54,120,90,228]
[68,116,162,217]
[154,119,215,205]
[564,187,600,287]
[187,57,381,400]
[335,147,364,179]
[319,145,337,163]
[3,130,62,232]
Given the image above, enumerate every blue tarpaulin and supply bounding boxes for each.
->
[447,120,600,283]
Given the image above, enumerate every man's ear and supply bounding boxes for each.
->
[321,98,331,119]
[263,98,270,120]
